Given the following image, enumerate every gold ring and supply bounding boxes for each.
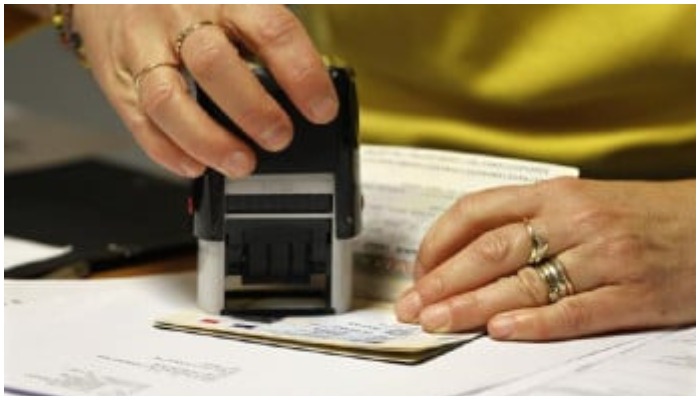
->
[175,20,216,58]
[132,62,180,90]
[533,258,575,303]
[524,218,549,265]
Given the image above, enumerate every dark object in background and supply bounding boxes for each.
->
[5,159,195,278]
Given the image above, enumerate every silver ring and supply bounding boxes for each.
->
[534,258,575,303]
[175,20,216,58]
[524,218,549,265]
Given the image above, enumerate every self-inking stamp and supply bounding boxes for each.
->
[192,66,360,316]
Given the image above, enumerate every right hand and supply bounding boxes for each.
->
[73,5,338,178]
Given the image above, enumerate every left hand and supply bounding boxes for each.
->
[395,177,696,340]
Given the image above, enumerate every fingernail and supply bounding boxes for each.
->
[420,304,450,333]
[395,291,422,323]
[223,151,252,178]
[309,96,338,123]
[262,124,292,151]
[489,315,515,340]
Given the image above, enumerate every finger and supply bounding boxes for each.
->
[415,267,548,333]
[415,180,578,277]
[178,22,294,152]
[415,250,599,333]
[486,286,647,341]
[136,62,257,178]
[399,222,531,322]
[397,219,572,323]
[225,5,339,123]
[86,55,205,178]
[414,183,539,280]
[121,107,205,178]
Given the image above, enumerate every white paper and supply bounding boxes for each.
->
[353,145,578,300]
[481,327,696,395]
[4,236,72,270]
[6,273,691,395]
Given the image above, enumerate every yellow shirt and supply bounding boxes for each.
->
[302,5,695,178]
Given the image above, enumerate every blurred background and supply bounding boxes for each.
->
[5,24,175,179]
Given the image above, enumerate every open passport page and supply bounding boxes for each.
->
[155,145,578,364]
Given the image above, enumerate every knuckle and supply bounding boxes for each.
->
[186,38,225,79]
[556,297,593,334]
[255,11,300,48]
[233,106,269,134]
[287,56,316,85]
[140,78,178,115]
[538,176,581,194]
[602,234,646,280]
[472,230,511,265]
[122,113,150,137]
[515,268,547,305]
[603,233,643,261]
[444,297,465,323]
[452,191,489,231]
[416,276,445,301]
[573,206,640,275]
[571,204,615,236]
[535,176,583,205]
[415,235,437,271]
[459,291,486,318]
[454,194,477,222]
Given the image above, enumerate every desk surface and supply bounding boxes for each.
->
[89,253,196,279]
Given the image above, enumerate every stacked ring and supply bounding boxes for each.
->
[533,258,575,303]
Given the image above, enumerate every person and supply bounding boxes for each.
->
[12,5,695,341]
